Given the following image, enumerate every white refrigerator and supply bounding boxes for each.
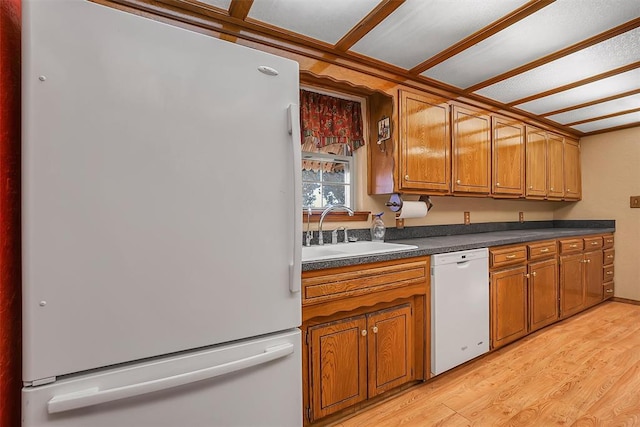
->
[21,1,302,426]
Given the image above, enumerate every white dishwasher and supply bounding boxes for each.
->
[431,248,489,376]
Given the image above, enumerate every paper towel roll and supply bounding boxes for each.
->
[398,201,429,219]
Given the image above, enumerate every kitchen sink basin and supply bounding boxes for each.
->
[302,241,419,262]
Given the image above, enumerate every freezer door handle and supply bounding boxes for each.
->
[47,342,295,414]
[288,103,302,294]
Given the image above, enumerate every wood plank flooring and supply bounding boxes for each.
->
[334,301,640,427]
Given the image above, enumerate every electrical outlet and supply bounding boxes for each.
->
[519,212,524,223]
[464,211,470,225]
[631,196,640,208]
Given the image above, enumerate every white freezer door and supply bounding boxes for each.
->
[22,0,301,382]
[23,329,302,427]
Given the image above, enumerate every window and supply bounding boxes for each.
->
[300,88,365,210]
[302,151,353,209]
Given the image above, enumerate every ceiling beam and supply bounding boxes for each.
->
[507,62,640,107]
[409,0,554,75]
[581,121,640,136]
[228,0,253,20]
[541,88,640,117]
[334,0,405,52]
[563,107,640,127]
[466,17,640,93]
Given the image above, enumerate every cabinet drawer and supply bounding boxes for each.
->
[302,258,428,305]
[584,236,603,250]
[490,245,527,268]
[603,249,615,265]
[603,282,614,299]
[603,234,614,249]
[527,240,557,260]
[603,265,614,281]
[559,238,583,254]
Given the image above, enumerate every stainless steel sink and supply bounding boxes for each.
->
[302,241,418,262]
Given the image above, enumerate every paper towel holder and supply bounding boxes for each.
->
[385,194,433,229]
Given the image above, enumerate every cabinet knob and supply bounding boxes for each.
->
[372,326,379,334]
[361,329,367,337]
[456,179,461,184]
[529,186,533,189]
[567,189,571,192]
[405,175,410,180]
[524,273,530,278]
[496,182,500,186]
[532,271,537,277]
[550,187,554,191]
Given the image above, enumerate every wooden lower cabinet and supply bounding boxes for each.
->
[307,303,415,422]
[490,265,528,349]
[528,258,559,332]
[559,253,585,318]
[584,250,604,307]
[309,316,368,419]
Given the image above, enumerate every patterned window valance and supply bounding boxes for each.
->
[300,89,365,153]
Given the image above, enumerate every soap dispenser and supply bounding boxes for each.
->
[371,212,386,241]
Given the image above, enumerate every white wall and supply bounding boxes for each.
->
[555,127,640,301]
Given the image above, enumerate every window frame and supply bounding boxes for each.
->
[302,150,355,211]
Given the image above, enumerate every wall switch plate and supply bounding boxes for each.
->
[464,211,470,225]
[631,196,640,208]
[519,212,524,223]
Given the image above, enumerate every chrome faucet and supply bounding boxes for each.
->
[305,207,313,247]
[318,205,354,245]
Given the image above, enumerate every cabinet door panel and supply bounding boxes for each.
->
[560,254,584,318]
[529,258,558,332]
[367,304,413,398]
[399,90,450,192]
[492,116,524,197]
[584,250,604,307]
[309,316,367,420]
[547,132,564,199]
[452,105,490,194]
[564,140,582,200]
[525,127,547,198]
[491,266,527,349]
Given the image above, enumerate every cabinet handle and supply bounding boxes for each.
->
[591,242,599,246]
[372,326,379,334]
[607,271,613,275]
[505,254,517,259]
[606,239,613,243]
[361,330,367,337]
[540,248,550,253]
[569,244,578,248]
[608,255,614,259]
[606,289,614,293]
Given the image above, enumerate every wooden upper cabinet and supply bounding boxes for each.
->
[492,116,525,197]
[547,132,564,200]
[451,105,491,194]
[399,90,450,193]
[525,126,547,199]
[564,139,582,200]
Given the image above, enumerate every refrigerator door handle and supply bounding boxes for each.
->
[47,342,295,414]
[288,103,302,294]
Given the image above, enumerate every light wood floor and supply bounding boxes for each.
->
[335,301,640,427]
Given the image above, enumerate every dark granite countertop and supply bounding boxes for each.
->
[302,225,615,272]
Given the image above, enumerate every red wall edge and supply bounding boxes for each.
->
[0,0,22,426]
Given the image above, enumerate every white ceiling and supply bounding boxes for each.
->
[159,0,640,135]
